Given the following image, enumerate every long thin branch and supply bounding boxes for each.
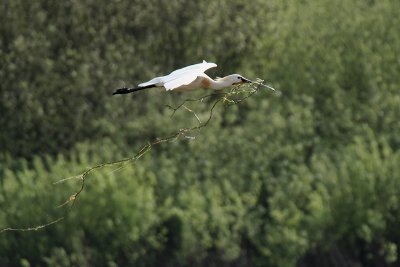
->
[0,217,64,234]
[1,82,267,233]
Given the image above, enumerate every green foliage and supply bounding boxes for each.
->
[1,0,400,266]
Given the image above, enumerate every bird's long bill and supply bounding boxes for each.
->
[242,77,276,91]
[241,77,253,84]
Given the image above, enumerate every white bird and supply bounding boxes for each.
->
[112,60,275,95]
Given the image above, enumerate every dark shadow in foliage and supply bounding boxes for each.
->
[154,214,183,267]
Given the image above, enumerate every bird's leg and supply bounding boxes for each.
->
[112,87,132,95]
[112,84,156,95]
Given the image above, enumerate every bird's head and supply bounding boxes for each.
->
[217,74,253,86]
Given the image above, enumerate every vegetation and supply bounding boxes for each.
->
[1,0,400,266]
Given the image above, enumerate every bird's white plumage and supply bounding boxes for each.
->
[138,60,217,91]
[138,77,162,87]
[112,60,276,96]
[164,75,201,91]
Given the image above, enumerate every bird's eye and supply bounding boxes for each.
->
[238,77,241,80]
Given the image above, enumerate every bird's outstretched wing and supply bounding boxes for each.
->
[139,60,217,91]
[138,77,163,87]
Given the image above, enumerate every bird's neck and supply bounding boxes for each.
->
[211,78,232,90]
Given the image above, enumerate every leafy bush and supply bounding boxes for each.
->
[1,0,400,266]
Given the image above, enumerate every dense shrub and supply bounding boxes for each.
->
[1,0,399,266]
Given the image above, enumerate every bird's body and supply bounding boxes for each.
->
[112,60,274,95]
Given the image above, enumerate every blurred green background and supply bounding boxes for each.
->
[1,0,400,266]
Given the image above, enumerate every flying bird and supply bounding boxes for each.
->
[112,60,275,95]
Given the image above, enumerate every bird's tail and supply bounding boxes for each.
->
[112,84,155,95]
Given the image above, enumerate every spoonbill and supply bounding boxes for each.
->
[112,60,275,95]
